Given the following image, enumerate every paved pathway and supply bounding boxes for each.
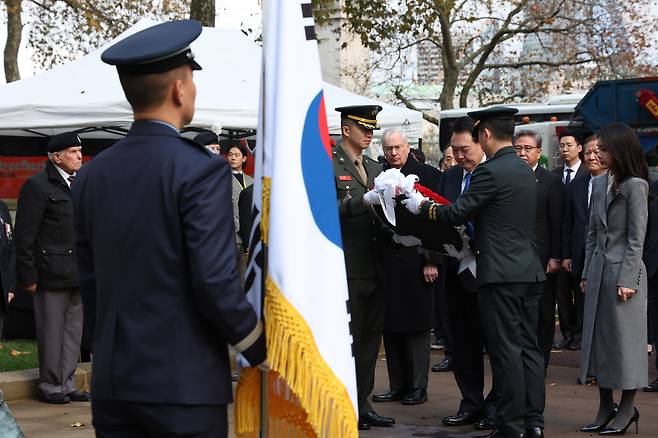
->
[7,350,658,437]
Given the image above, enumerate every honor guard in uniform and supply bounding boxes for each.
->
[73,20,265,437]
[333,105,395,431]
[404,107,546,438]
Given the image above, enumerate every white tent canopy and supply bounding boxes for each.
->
[0,20,423,139]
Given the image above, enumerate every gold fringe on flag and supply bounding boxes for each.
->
[235,367,261,437]
[260,177,271,245]
[263,278,358,438]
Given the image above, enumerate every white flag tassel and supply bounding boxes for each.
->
[235,1,358,437]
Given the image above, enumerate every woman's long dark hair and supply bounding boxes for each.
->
[597,123,649,186]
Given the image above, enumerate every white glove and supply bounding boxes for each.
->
[401,190,427,214]
[363,189,382,206]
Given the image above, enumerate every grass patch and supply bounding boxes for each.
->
[0,339,38,372]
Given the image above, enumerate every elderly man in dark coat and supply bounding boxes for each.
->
[371,129,442,406]
[15,131,88,405]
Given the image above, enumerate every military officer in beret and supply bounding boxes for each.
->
[404,107,546,438]
[15,131,88,405]
[73,20,265,437]
[333,105,395,431]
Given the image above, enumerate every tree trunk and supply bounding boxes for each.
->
[439,67,458,110]
[4,0,22,83]
[190,0,215,27]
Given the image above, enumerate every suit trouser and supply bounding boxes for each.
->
[649,275,658,372]
[435,267,454,356]
[479,282,545,437]
[33,288,83,395]
[383,331,430,391]
[556,270,580,340]
[537,273,557,368]
[348,278,384,417]
[446,270,496,415]
[92,400,227,438]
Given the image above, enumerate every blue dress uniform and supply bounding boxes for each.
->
[73,21,265,437]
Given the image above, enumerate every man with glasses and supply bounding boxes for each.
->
[372,129,441,407]
[562,136,606,356]
[553,129,588,350]
[438,117,497,432]
[514,130,564,370]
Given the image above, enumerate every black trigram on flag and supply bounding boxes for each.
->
[301,3,316,41]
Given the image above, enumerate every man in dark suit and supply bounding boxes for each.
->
[514,130,564,369]
[561,136,606,353]
[332,105,394,430]
[553,129,588,349]
[644,177,658,392]
[371,129,441,407]
[14,131,88,405]
[438,117,497,431]
[0,200,16,337]
[404,107,546,438]
[73,21,265,437]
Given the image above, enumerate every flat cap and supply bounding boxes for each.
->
[193,131,219,146]
[47,131,81,153]
[336,105,383,130]
[101,20,202,76]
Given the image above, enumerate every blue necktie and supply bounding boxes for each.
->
[462,172,475,240]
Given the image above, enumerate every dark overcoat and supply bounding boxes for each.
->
[562,174,591,276]
[0,201,16,314]
[72,120,265,405]
[380,157,441,333]
[534,165,564,267]
[15,160,78,291]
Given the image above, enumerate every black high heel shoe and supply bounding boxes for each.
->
[599,407,639,436]
[581,408,616,433]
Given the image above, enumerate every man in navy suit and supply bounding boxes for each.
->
[560,135,605,353]
[437,117,497,432]
[514,130,564,369]
[553,129,589,349]
[73,21,265,437]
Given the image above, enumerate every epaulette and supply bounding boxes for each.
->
[181,136,213,156]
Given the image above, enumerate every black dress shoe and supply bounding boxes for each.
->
[642,378,658,392]
[360,410,395,427]
[372,388,405,402]
[442,410,479,426]
[475,414,497,430]
[67,390,91,402]
[357,419,370,430]
[431,357,453,372]
[402,388,427,405]
[525,426,544,438]
[568,338,582,350]
[39,392,70,404]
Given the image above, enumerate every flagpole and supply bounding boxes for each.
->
[259,2,269,437]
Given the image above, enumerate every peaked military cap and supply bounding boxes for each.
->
[193,130,219,146]
[47,131,82,153]
[467,106,518,133]
[101,20,203,76]
[336,105,383,130]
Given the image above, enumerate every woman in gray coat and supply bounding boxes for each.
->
[580,123,649,435]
